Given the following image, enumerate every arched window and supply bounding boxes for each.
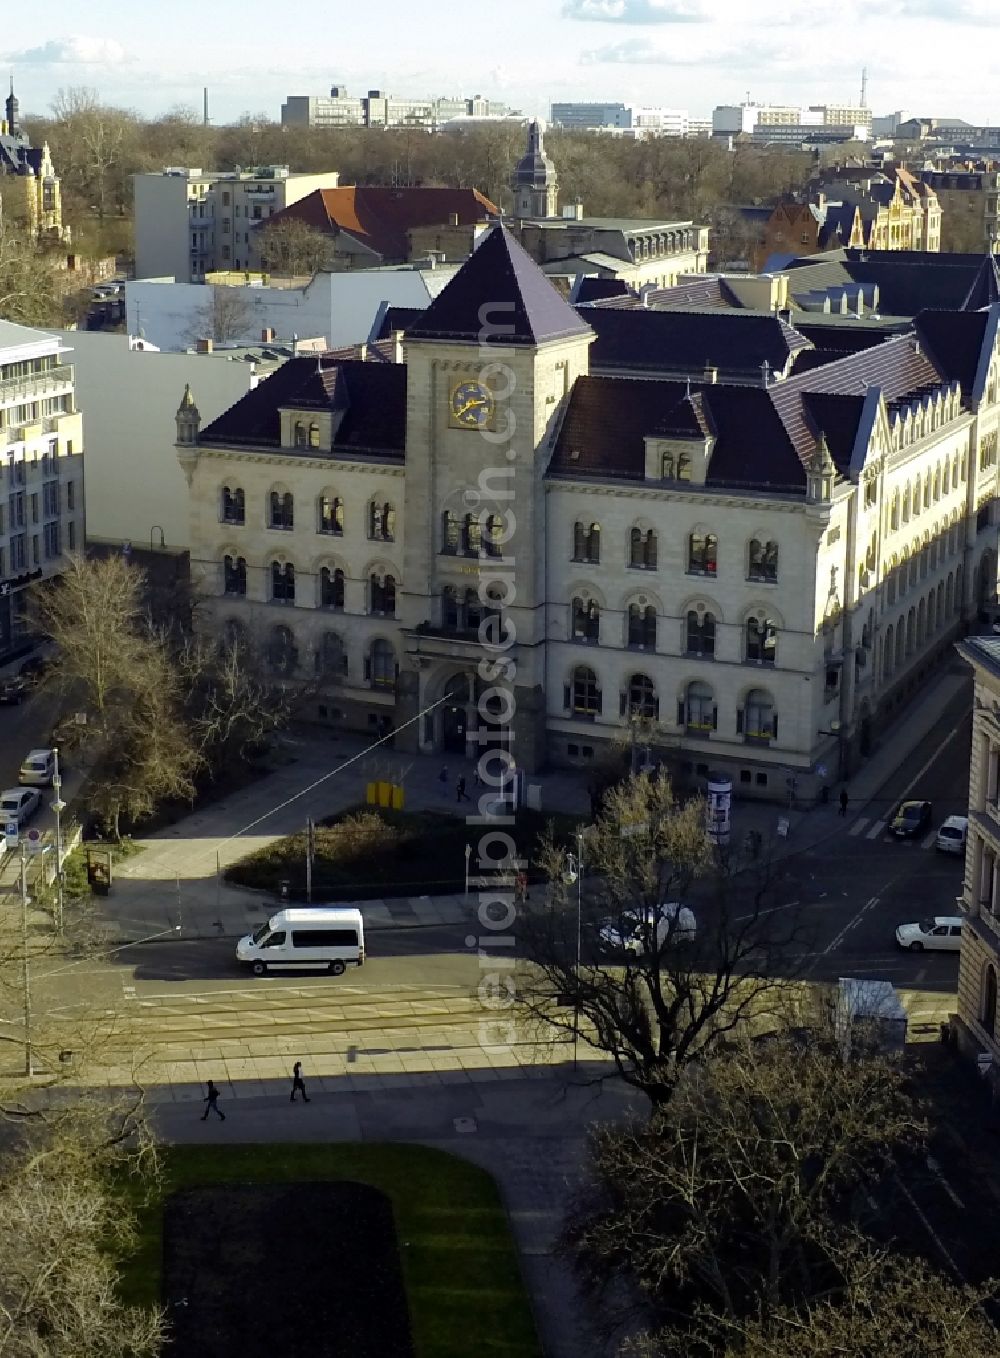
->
[271,560,295,603]
[370,572,396,617]
[895,624,905,669]
[573,521,601,563]
[681,680,716,734]
[309,422,320,449]
[269,490,294,530]
[566,666,601,717]
[463,514,482,557]
[223,554,247,596]
[369,501,395,541]
[267,623,297,675]
[293,420,306,448]
[686,609,716,658]
[458,589,479,634]
[317,495,344,536]
[367,639,396,689]
[572,597,600,643]
[905,608,915,653]
[222,618,248,654]
[320,566,345,610]
[890,491,900,531]
[484,513,505,559]
[629,528,657,570]
[316,631,347,678]
[221,485,245,525]
[740,688,776,743]
[441,510,459,555]
[661,451,675,480]
[745,615,776,665]
[688,532,717,575]
[983,964,998,1037]
[623,673,658,720]
[902,486,911,523]
[627,604,656,650]
[747,538,778,583]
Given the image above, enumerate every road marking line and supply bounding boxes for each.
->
[865,820,886,839]
[848,817,870,836]
[895,1174,965,1280]
[895,726,963,811]
[920,831,938,850]
[821,894,880,957]
[926,1155,965,1210]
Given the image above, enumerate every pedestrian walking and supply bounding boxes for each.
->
[290,1061,310,1103]
[515,870,530,903]
[838,788,849,818]
[472,765,482,789]
[456,775,469,803]
[439,764,449,795]
[201,1079,225,1121]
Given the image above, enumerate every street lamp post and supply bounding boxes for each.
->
[19,843,33,1077]
[51,747,65,936]
[564,831,585,1073]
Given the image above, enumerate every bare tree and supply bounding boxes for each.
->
[177,632,290,775]
[256,217,333,276]
[0,220,64,325]
[33,555,201,839]
[182,285,255,346]
[571,1027,927,1355]
[514,771,797,1105]
[50,87,136,222]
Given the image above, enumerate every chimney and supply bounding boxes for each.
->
[196,338,213,354]
[261,327,276,343]
[448,212,459,226]
[359,342,368,361]
[703,363,718,384]
[392,329,405,364]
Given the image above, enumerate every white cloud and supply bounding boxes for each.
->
[581,35,787,65]
[9,37,132,66]
[563,0,707,22]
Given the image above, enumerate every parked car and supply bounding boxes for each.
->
[0,787,42,827]
[19,749,57,787]
[598,903,696,955]
[890,799,933,838]
[936,815,969,855]
[0,674,28,705]
[895,916,963,952]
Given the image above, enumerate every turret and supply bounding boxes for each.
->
[511,119,559,219]
[806,434,836,503]
[5,76,18,136]
[175,384,201,445]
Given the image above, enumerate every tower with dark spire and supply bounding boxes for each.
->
[511,120,558,219]
[5,75,18,135]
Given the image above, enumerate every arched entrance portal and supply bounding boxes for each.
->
[442,673,472,753]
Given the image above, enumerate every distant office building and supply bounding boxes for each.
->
[133,166,342,283]
[281,86,515,130]
[872,110,909,138]
[714,101,872,140]
[751,122,871,147]
[631,107,689,138]
[550,102,631,130]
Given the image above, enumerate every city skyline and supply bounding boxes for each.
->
[1,1,999,127]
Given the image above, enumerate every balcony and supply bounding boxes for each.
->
[0,364,75,404]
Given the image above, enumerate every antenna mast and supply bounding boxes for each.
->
[860,67,868,109]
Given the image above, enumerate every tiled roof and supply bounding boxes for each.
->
[548,376,803,492]
[585,307,811,379]
[582,274,743,312]
[265,186,499,262]
[405,226,594,346]
[795,320,907,352]
[199,356,406,457]
[782,250,999,317]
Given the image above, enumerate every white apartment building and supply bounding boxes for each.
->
[713,101,872,139]
[630,108,689,138]
[133,166,342,284]
[0,321,84,661]
[172,227,1000,793]
[281,87,513,130]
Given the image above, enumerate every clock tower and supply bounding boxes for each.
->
[396,226,592,769]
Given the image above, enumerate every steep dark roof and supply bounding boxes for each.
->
[199,357,406,456]
[585,307,810,379]
[914,306,996,402]
[586,273,744,312]
[783,249,1000,317]
[369,305,426,341]
[962,255,1000,310]
[548,377,803,492]
[801,392,868,473]
[571,276,634,304]
[406,226,594,346]
[796,320,908,352]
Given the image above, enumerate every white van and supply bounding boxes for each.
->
[236,907,365,976]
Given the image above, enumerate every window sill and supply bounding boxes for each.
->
[571,636,600,646]
[685,727,713,739]
[320,603,345,612]
[369,535,396,544]
[684,650,715,661]
[317,528,344,537]
[270,597,296,606]
[268,524,294,532]
[220,517,246,527]
[743,733,774,747]
[744,658,776,668]
[628,563,657,571]
[571,556,600,566]
[224,590,247,598]
[746,574,778,585]
[687,567,717,577]
[568,711,599,722]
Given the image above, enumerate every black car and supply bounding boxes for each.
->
[890,799,933,838]
[0,675,28,705]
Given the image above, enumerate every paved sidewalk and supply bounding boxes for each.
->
[152,1066,644,1358]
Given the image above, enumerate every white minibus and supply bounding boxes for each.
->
[236,907,365,976]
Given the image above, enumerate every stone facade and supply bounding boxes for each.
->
[174,231,1000,796]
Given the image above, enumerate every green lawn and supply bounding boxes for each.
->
[120,1143,542,1358]
[225,803,585,899]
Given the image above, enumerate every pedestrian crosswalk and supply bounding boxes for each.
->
[846,815,939,850]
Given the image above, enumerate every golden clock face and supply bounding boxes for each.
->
[450,380,495,429]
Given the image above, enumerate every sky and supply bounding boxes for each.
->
[1,1,998,126]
